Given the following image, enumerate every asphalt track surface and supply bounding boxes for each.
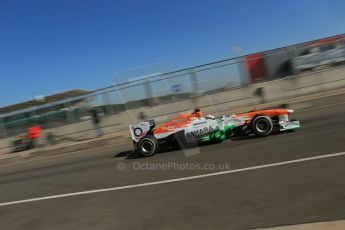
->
[0,103,345,230]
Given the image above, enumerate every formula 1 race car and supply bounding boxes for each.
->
[130,108,300,157]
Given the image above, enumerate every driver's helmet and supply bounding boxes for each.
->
[192,108,203,118]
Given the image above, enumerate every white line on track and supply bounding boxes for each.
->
[0,151,345,207]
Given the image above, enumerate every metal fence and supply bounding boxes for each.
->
[0,34,345,140]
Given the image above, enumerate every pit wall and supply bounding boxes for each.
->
[1,66,344,154]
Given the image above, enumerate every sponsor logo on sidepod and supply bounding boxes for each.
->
[186,126,217,138]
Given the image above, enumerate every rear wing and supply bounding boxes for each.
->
[129,120,155,142]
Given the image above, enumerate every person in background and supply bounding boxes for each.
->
[90,107,103,137]
[28,124,42,149]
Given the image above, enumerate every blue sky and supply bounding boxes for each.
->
[0,0,344,107]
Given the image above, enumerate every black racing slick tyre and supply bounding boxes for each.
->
[137,136,159,157]
[251,116,273,137]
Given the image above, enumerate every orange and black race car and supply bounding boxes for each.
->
[130,108,300,156]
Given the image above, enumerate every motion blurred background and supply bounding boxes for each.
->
[0,0,344,154]
[1,33,344,153]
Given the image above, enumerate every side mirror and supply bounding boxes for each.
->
[206,115,215,119]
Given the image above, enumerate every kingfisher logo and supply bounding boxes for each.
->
[186,126,217,138]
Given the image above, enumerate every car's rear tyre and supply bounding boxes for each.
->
[252,116,273,137]
[137,136,159,157]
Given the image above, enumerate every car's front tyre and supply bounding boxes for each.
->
[251,116,273,137]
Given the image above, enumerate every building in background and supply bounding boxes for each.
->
[0,90,90,138]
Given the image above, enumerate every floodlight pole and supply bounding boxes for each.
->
[189,68,199,108]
